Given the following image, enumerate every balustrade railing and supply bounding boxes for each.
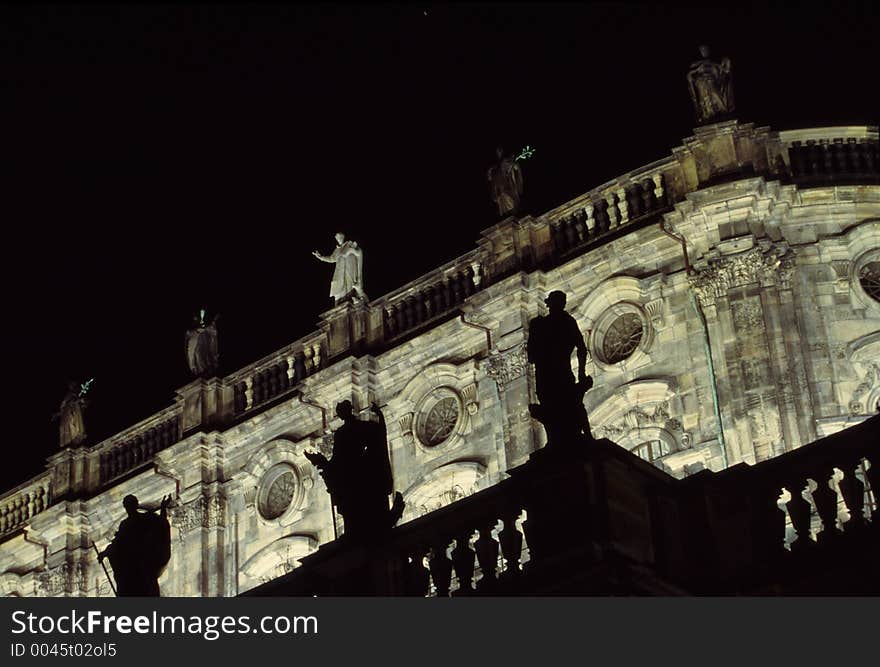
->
[0,475,52,538]
[97,408,181,485]
[779,128,879,184]
[230,335,326,415]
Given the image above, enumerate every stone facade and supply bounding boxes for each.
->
[1,120,878,597]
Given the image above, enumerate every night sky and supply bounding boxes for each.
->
[2,2,877,492]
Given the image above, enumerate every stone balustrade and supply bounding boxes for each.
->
[380,261,483,342]
[229,334,328,416]
[0,475,52,538]
[95,407,182,485]
[779,127,879,183]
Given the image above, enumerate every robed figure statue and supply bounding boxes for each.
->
[527,291,594,446]
[55,380,90,448]
[305,402,404,541]
[686,45,735,125]
[488,147,524,217]
[312,233,366,306]
[185,310,220,377]
[98,494,172,597]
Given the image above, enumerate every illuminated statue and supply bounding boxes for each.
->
[304,402,404,540]
[185,310,220,378]
[54,379,92,448]
[98,494,172,597]
[527,291,594,446]
[488,147,524,217]
[686,45,735,125]
[312,232,366,305]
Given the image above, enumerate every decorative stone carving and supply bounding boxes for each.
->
[170,496,225,540]
[731,299,764,330]
[850,363,879,415]
[461,383,479,415]
[485,342,528,394]
[598,401,683,439]
[34,561,87,597]
[689,242,796,306]
[416,390,461,447]
[644,298,665,328]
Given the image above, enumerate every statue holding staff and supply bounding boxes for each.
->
[312,233,366,305]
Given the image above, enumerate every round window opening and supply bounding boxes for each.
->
[601,312,645,364]
[416,389,461,447]
[258,465,299,520]
[859,261,880,302]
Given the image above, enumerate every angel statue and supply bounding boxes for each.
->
[488,147,524,218]
[53,378,94,448]
[312,232,366,306]
[686,45,735,125]
[185,309,220,378]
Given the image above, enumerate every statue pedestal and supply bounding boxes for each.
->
[318,298,372,361]
[175,378,226,435]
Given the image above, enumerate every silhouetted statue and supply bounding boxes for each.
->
[527,291,594,446]
[312,233,366,305]
[305,402,404,540]
[686,45,735,125]
[185,310,220,377]
[488,147,524,217]
[54,379,92,448]
[98,494,172,597]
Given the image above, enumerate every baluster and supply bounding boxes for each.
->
[403,297,416,329]
[498,510,523,579]
[820,139,833,174]
[428,543,453,597]
[405,549,431,597]
[441,280,453,309]
[450,275,463,304]
[863,139,877,174]
[865,457,879,524]
[451,530,476,595]
[831,138,847,174]
[583,203,595,237]
[394,303,406,332]
[311,343,322,370]
[846,138,861,174]
[626,185,641,219]
[806,140,821,175]
[563,215,577,248]
[810,468,840,542]
[244,377,254,410]
[293,351,307,381]
[603,194,617,228]
[652,173,665,205]
[616,189,629,225]
[789,142,806,176]
[785,478,814,550]
[432,282,446,313]
[423,287,435,318]
[474,521,499,592]
[838,459,866,531]
[463,267,476,297]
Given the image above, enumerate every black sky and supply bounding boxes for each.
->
[1,2,877,492]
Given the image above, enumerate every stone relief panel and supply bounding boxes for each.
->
[485,342,528,394]
[170,495,225,541]
[400,461,486,523]
[34,561,88,597]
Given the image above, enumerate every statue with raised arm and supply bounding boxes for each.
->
[686,45,735,125]
[185,309,220,377]
[304,401,404,541]
[54,379,93,448]
[527,291,594,447]
[312,233,366,306]
[488,147,524,217]
[98,494,172,597]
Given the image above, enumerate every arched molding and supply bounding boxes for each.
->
[0,571,25,597]
[589,379,687,449]
[400,460,487,522]
[240,533,317,591]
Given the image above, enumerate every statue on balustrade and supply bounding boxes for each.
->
[686,45,735,125]
[527,291,594,447]
[304,401,405,541]
[185,309,220,378]
[98,494,172,596]
[312,233,366,306]
[54,379,93,448]
[488,147,524,218]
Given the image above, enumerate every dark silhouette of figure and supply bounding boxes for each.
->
[98,494,172,596]
[305,402,405,540]
[527,291,594,445]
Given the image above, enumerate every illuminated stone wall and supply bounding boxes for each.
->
[2,122,878,596]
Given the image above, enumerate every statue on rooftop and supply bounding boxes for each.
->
[54,379,93,448]
[527,291,594,447]
[304,401,404,541]
[185,309,220,378]
[98,494,172,596]
[488,147,524,218]
[312,233,366,306]
[686,45,735,125]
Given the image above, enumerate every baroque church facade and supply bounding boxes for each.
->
[1,109,878,595]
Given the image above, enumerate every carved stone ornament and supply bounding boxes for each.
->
[170,495,225,541]
[35,561,88,597]
[485,342,528,394]
[850,363,879,415]
[689,242,796,306]
[598,401,683,440]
